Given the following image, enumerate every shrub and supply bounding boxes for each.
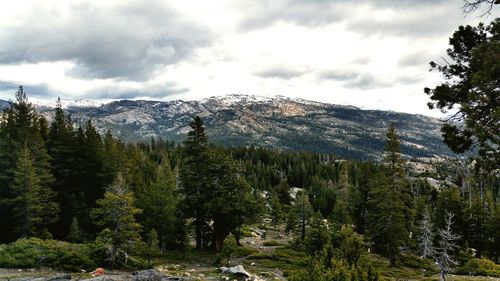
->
[399,253,436,272]
[457,258,500,277]
[0,238,94,271]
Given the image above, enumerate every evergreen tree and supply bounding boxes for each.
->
[466,192,493,258]
[425,19,500,172]
[488,204,500,262]
[91,173,142,269]
[136,159,179,248]
[179,116,209,249]
[331,162,353,226]
[0,86,57,242]
[67,217,83,243]
[290,192,314,240]
[10,147,59,238]
[206,149,260,250]
[145,229,160,266]
[47,97,77,238]
[366,124,412,267]
[268,193,284,226]
[304,212,331,256]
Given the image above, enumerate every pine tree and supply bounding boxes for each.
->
[290,192,314,241]
[179,116,209,249]
[67,217,83,243]
[332,163,352,226]
[0,86,58,242]
[488,205,500,263]
[304,212,331,256]
[47,97,77,238]
[10,147,59,238]
[269,193,284,226]
[466,191,493,258]
[145,229,160,266]
[91,173,142,269]
[137,159,178,248]
[366,123,412,267]
[206,149,260,250]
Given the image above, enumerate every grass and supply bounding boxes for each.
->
[262,240,282,246]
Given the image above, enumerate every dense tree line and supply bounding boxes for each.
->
[0,86,499,275]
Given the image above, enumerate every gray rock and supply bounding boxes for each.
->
[19,274,72,281]
[219,265,251,277]
[131,269,186,281]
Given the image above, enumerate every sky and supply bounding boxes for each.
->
[0,0,497,117]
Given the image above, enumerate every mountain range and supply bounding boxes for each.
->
[0,94,454,160]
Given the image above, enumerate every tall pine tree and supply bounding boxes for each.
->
[0,86,58,242]
[367,123,412,267]
[10,146,59,238]
[179,116,209,249]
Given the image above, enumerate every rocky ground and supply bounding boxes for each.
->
[1,224,499,281]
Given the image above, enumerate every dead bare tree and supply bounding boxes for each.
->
[435,211,461,281]
[463,0,499,16]
[418,208,435,259]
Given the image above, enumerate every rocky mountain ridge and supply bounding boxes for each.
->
[0,94,454,159]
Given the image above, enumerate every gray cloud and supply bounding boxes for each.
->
[319,70,423,89]
[320,71,358,81]
[320,70,389,89]
[254,66,307,79]
[343,74,391,90]
[86,83,189,100]
[0,81,57,99]
[239,0,461,39]
[398,51,433,67]
[0,0,212,81]
[239,1,349,30]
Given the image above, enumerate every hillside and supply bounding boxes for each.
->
[1,95,454,159]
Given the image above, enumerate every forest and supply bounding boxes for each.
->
[0,3,499,279]
[0,85,498,281]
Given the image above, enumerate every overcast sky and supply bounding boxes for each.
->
[0,0,497,116]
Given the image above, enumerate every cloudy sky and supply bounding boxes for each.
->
[0,0,497,116]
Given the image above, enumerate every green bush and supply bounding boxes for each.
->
[0,238,95,271]
[457,258,500,277]
[399,253,436,272]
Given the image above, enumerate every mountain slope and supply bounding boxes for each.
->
[0,99,9,109]
[43,94,451,160]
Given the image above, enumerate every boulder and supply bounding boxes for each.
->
[219,265,251,277]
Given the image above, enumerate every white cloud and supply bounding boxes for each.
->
[0,0,498,117]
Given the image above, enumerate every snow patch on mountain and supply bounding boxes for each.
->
[64,99,103,108]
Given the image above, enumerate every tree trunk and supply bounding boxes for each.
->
[195,215,202,250]
[301,217,306,241]
[234,230,241,246]
[111,244,117,270]
[212,220,229,252]
[389,256,396,267]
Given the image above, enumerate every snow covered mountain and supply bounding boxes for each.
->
[1,95,453,159]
